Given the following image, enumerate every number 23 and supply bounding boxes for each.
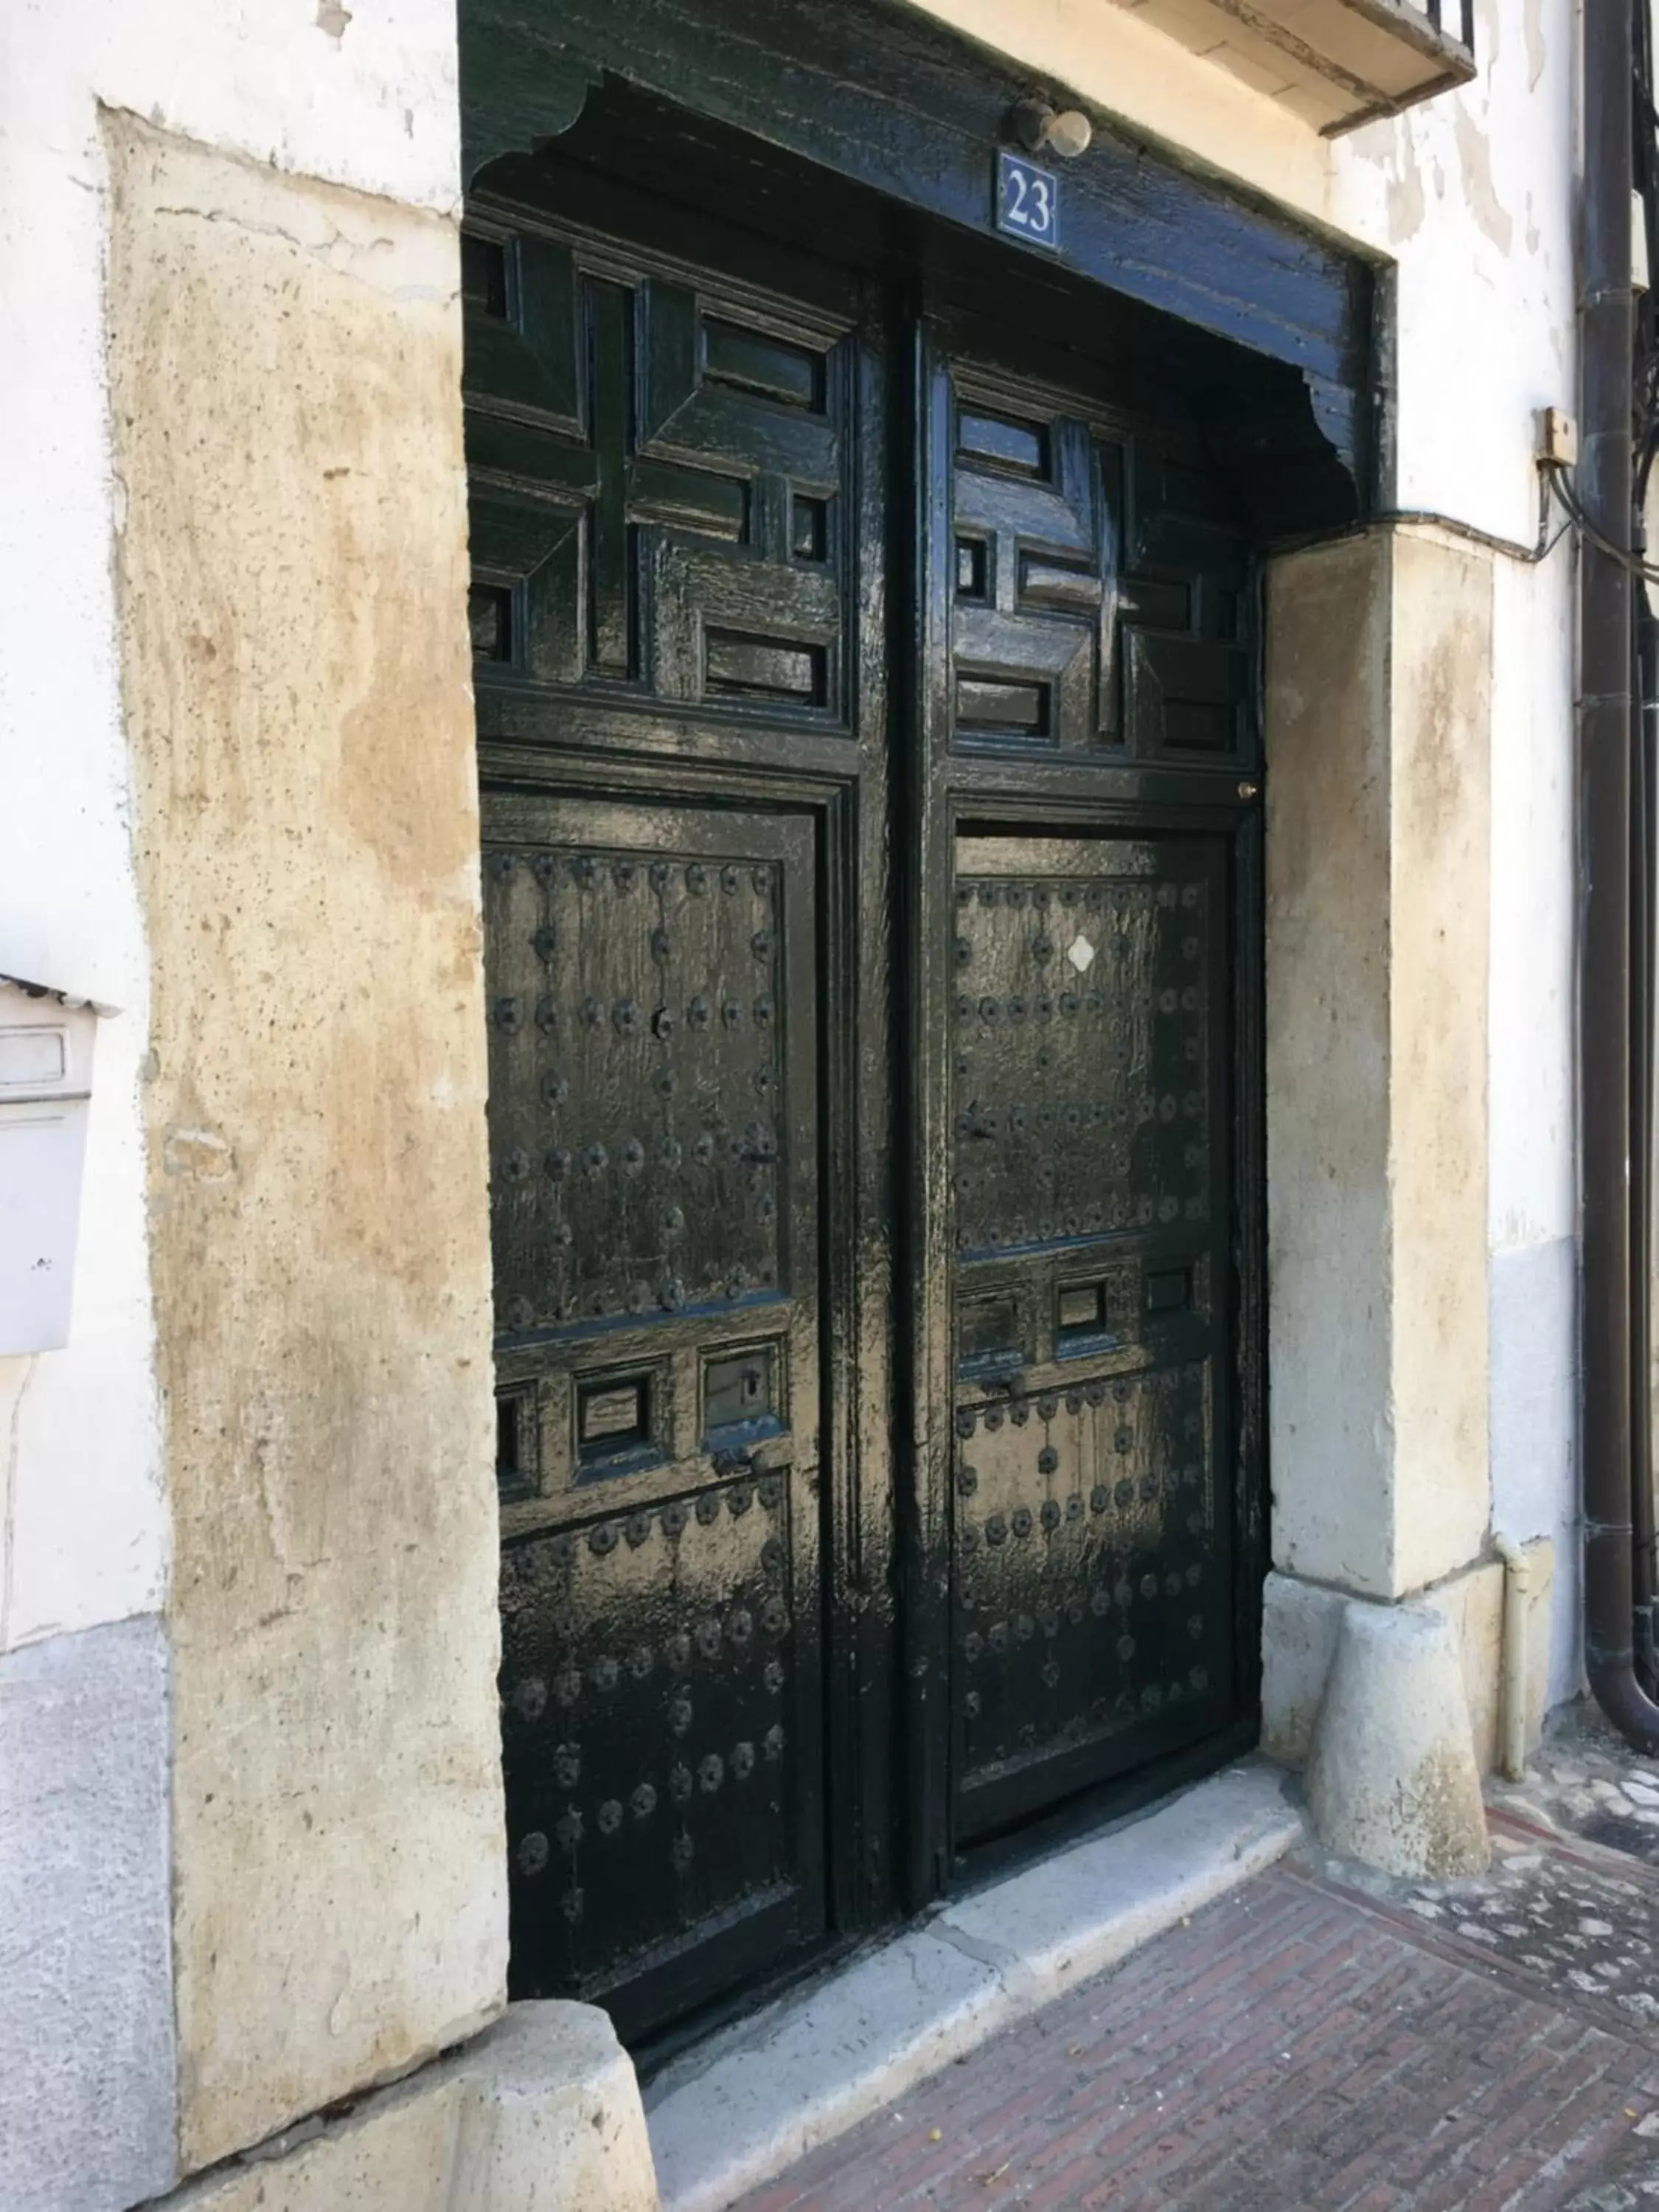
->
[1006,169,1052,235]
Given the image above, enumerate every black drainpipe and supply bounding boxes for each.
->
[1582,0,1659,1746]
[1632,582,1657,1693]
[1631,0,1659,1697]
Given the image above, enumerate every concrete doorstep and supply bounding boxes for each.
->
[644,1762,1303,2212]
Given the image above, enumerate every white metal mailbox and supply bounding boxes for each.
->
[0,975,108,1353]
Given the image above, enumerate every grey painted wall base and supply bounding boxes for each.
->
[165,2002,658,2211]
[1489,1234,1582,1708]
[1,1614,176,2212]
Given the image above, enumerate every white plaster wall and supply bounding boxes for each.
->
[0,0,465,1656]
[1338,1,1574,543]
[1489,542,1579,1708]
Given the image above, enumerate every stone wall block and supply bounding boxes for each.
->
[1266,529,1493,1603]
[1266,534,1395,1596]
[167,2005,659,2212]
[105,113,504,2168]
[1388,531,1493,1595]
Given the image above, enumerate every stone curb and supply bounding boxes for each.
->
[645,1761,1304,2212]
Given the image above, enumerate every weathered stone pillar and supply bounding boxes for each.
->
[1262,527,1498,1868]
[106,114,507,2169]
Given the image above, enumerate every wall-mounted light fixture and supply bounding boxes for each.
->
[1008,96,1093,161]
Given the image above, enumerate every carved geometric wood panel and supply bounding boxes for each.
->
[464,220,849,723]
[950,372,1253,763]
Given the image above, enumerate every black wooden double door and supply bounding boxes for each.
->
[466,175,1262,2039]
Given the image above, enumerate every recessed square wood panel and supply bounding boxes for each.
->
[958,408,1048,477]
[1017,552,1100,616]
[470,583,514,664]
[628,462,750,543]
[956,1290,1026,1377]
[705,629,827,706]
[496,1381,540,1503]
[703,1343,780,1434]
[578,1373,652,1453]
[1126,579,1190,632]
[1053,1258,1156,1355]
[1056,1279,1105,1338]
[1145,1267,1192,1317]
[703,316,826,409]
[1126,631,1249,758]
[956,676,1051,742]
[791,495,829,563]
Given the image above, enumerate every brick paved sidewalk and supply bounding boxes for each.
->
[730,1826,1659,2212]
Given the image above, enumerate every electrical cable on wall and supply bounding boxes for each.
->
[1547,462,1659,582]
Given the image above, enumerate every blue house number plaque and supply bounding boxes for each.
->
[995,148,1060,250]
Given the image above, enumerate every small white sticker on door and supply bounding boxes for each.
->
[1066,933,1097,974]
